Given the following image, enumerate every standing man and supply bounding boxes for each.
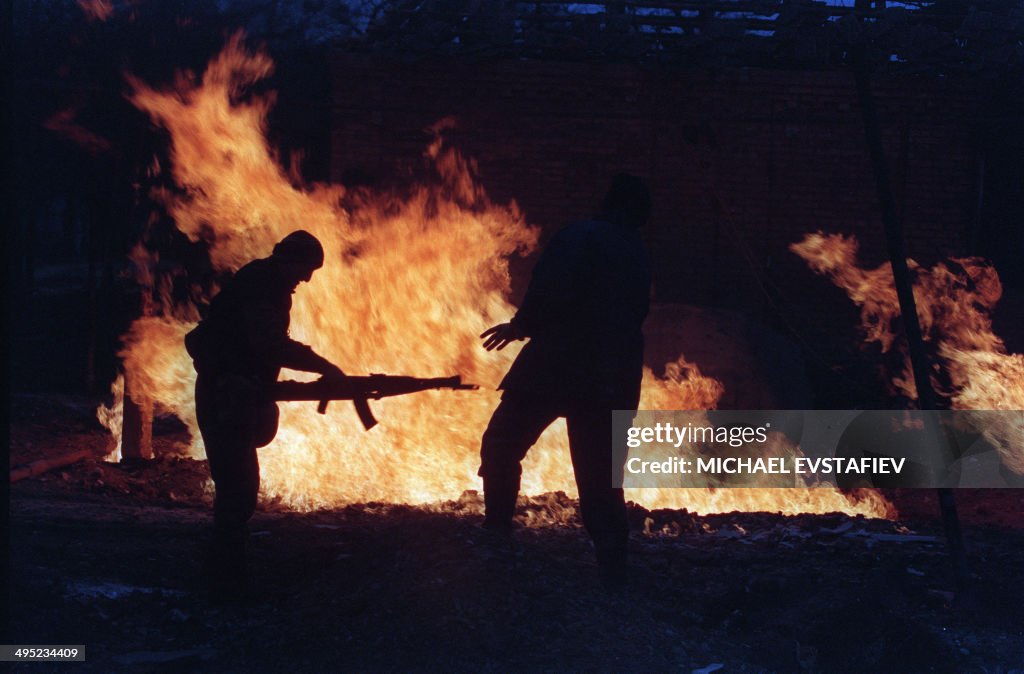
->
[479,174,652,587]
[185,230,344,596]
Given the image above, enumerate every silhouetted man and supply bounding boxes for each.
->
[478,174,652,587]
[185,230,343,595]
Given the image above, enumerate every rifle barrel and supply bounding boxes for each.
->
[272,374,477,402]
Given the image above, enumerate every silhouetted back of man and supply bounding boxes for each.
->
[478,174,652,587]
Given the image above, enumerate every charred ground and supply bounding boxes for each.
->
[8,395,1024,673]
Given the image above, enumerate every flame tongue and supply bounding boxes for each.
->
[98,35,891,519]
[792,232,1024,473]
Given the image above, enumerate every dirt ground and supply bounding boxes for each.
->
[8,395,1024,673]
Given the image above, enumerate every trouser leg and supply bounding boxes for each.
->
[478,394,559,530]
[566,405,630,580]
[202,434,259,583]
[195,375,260,595]
[208,446,260,533]
[201,446,258,597]
[196,375,261,532]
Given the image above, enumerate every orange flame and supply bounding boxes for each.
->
[792,232,1024,473]
[98,35,891,518]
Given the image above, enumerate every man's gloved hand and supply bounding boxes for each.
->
[315,363,350,416]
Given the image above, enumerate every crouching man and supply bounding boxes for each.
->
[185,230,344,598]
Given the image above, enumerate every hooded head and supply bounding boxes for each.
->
[272,230,324,284]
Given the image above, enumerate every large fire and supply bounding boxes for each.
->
[97,35,890,518]
[792,232,1024,473]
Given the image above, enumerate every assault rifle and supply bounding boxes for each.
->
[271,374,478,430]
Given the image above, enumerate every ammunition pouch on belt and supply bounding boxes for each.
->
[213,373,280,449]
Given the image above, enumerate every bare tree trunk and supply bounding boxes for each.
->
[853,55,970,592]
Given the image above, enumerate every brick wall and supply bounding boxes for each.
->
[328,55,981,360]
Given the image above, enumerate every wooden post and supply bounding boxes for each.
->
[853,51,970,591]
[120,373,154,460]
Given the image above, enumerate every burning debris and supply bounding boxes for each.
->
[11,4,1024,672]
[94,34,889,518]
[792,232,1024,475]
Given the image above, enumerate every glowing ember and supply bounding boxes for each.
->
[792,232,1024,474]
[44,107,112,155]
[98,35,890,518]
[77,0,114,22]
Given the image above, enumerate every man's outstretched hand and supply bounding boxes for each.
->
[480,322,525,351]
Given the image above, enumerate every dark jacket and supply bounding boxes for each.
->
[185,257,320,383]
[500,218,651,407]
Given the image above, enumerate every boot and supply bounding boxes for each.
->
[206,526,249,602]
[595,546,628,590]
